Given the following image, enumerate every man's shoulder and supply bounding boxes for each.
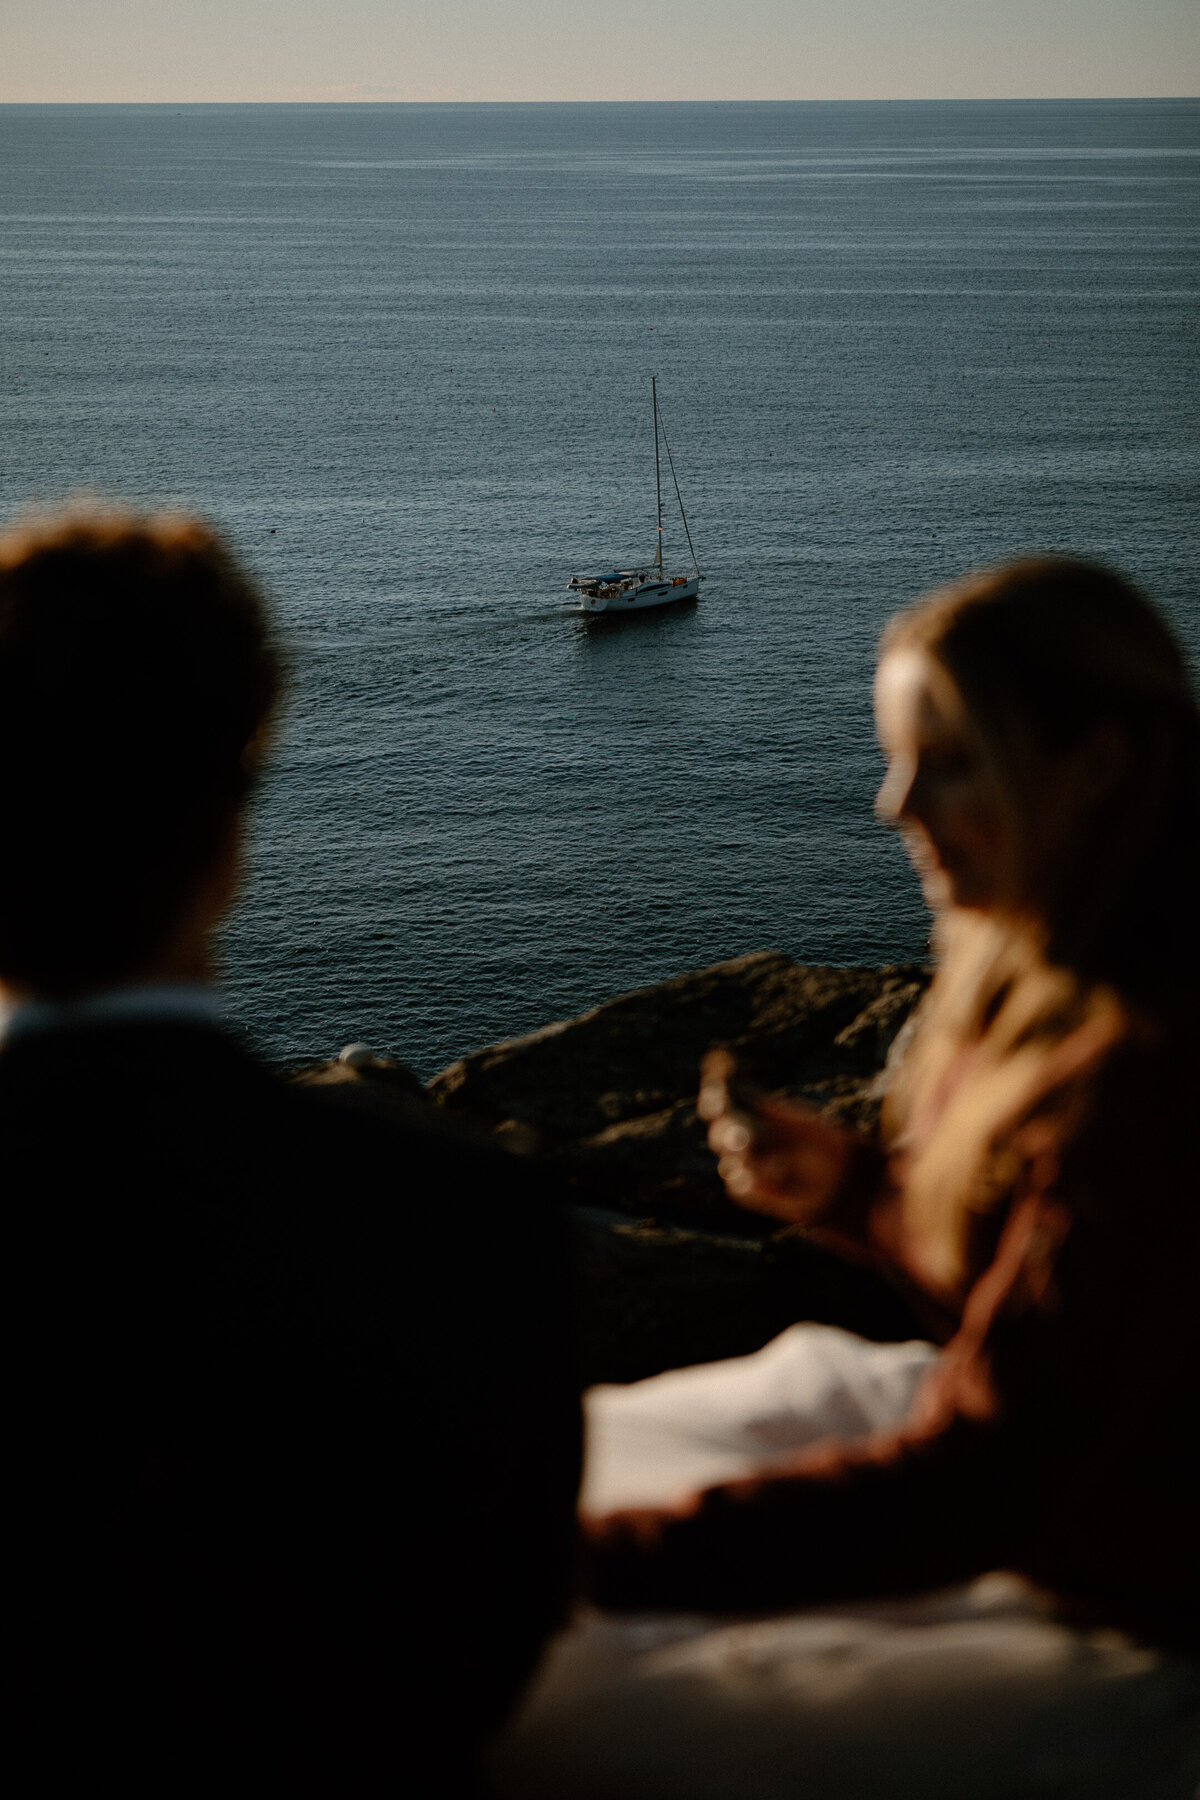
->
[0,1018,287,1154]
[1,1020,568,1336]
[0,1016,556,1230]
[0,1017,485,1149]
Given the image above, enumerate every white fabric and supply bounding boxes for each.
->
[582,1323,940,1514]
[494,1326,1200,1798]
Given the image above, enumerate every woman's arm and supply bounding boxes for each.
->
[582,1217,1033,1614]
[585,1100,1199,1647]
[699,1049,933,1298]
[699,1050,881,1232]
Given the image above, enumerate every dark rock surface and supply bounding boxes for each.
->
[427,951,929,1235]
[288,952,931,1383]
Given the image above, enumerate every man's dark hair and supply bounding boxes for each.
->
[0,509,282,998]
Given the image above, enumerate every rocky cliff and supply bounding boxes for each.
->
[292,951,931,1382]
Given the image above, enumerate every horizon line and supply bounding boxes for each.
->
[3,94,1199,107]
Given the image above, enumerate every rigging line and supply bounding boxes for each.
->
[652,375,664,572]
[655,403,700,577]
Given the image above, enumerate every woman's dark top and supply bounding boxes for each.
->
[587,1029,1199,1651]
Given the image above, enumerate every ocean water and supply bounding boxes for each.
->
[2,100,1198,1073]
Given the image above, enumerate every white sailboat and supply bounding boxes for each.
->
[569,377,703,614]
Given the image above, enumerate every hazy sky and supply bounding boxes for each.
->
[3,0,1198,103]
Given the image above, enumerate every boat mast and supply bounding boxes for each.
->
[652,375,664,573]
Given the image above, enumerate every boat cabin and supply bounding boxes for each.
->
[568,567,656,598]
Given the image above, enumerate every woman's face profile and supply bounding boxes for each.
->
[874,649,1019,915]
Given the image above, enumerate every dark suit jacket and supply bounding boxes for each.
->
[4,1021,580,1793]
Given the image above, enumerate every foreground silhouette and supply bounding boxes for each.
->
[1,510,580,1793]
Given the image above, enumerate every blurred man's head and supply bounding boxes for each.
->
[0,508,281,1000]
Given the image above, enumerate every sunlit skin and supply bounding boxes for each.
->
[875,649,1125,924]
[705,644,1126,1223]
[704,647,1026,1224]
[873,649,1019,914]
[699,1050,852,1224]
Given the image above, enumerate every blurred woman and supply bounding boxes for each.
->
[585,556,1200,1650]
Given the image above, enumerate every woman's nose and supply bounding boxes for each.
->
[875,757,917,824]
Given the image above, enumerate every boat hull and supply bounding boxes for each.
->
[576,577,699,614]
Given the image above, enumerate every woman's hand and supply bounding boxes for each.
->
[697,1050,855,1225]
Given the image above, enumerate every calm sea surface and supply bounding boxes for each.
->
[2,101,1198,1072]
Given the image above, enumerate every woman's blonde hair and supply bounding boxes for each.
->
[878,557,1200,1294]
